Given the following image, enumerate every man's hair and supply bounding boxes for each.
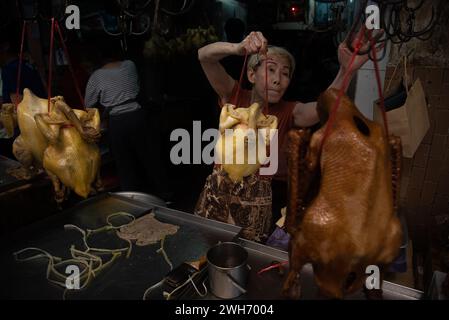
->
[247,46,296,79]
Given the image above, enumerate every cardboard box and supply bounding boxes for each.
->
[385,63,414,97]
[375,79,430,158]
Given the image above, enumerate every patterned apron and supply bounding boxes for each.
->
[194,166,272,242]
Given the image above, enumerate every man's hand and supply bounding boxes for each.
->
[338,28,385,73]
[236,31,268,56]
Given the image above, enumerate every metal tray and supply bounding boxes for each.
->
[0,192,239,300]
[0,192,423,300]
[180,239,423,300]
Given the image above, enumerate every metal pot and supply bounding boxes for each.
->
[207,242,251,299]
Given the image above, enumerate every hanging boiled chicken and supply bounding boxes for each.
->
[283,88,403,299]
[8,89,102,203]
[215,102,278,182]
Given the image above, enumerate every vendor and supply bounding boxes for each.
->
[84,39,171,200]
[194,29,381,242]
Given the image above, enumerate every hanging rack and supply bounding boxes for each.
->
[100,0,152,52]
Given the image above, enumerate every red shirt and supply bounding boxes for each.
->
[221,83,297,181]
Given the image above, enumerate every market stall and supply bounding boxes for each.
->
[1,0,448,302]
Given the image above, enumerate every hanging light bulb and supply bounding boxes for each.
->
[290,4,300,15]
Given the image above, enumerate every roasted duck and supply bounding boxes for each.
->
[283,89,402,299]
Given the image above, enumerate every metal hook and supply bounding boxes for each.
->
[103,0,152,41]
[130,14,151,36]
[409,5,436,38]
[101,16,123,36]
[123,0,152,17]
[160,0,196,16]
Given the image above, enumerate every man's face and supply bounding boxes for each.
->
[248,54,291,104]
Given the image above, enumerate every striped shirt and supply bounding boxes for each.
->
[84,60,141,115]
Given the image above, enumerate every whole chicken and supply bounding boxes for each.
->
[11,88,102,202]
[283,89,402,299]
[215,102,277,182]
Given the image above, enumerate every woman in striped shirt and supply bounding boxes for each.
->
[85,40,170,199]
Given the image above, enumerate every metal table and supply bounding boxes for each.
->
[0,192,423,300]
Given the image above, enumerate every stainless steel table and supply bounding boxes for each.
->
[0,192,423,300]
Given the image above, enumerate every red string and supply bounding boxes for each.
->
[47,18,55,113]
[54,21,85,109]
[319,27,366,152]
[257,261,288,276]
[232,51,248,106]
[15,20,27,110]
[367,30,389,137]
[231,51,269,116]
